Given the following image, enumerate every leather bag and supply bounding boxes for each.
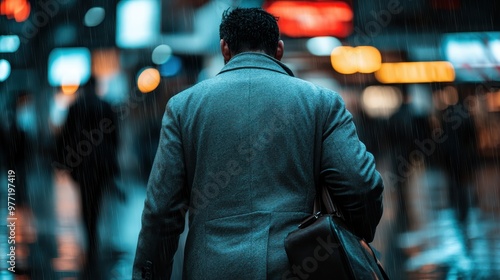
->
[284,186,389,279]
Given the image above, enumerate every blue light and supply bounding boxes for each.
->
[159,56,182,77]
[442,32,500,82]
[445,41,486,66]
[116,0,160,48]
[48,48,91,86]
[0,59,11,82]
[491,39,500,62]
[84,7,106,27]
[306,36,342,56]
[0,36,20,53]
[152,44,172,65]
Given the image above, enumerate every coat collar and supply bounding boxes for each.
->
[217,52,295,77]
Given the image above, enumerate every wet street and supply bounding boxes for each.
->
[1,164,499,279]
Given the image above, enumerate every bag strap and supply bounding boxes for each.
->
[313,192,321,214]
[312,185,328,214]
[314,185,344,219]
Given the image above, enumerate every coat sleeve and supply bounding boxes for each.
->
[133,99,189,280]
[320,92,384,242]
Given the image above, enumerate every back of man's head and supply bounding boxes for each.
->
[219,8,280,56]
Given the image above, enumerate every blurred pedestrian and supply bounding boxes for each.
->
[387,91,433,230]
[439,100,478,226]
[1,91,29,207]
[54,77,122,279]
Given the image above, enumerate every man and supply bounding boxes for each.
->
[133,8,384,280]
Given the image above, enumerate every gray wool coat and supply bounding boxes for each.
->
[132,52,384,280]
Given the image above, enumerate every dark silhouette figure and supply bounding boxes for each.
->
[385,95,433,279]
[387,95,432,231]
[0,92,29,207]
[54,78,120,279]
[439,102,478,225]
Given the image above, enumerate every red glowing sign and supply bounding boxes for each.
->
[264,1,353,38]
[0,0,30,22]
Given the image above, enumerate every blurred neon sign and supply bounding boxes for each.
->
[375,62,455,84]
[264,1,353,38]
[442,32,500,82]
[116,0,160,48]
[0,0,30,22]
[0,35,20,53]
[330,46,381,74]
[48,48,91,87]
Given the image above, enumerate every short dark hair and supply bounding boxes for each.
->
[219,8,280,56]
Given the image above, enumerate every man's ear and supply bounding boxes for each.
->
[220,39,232,64]
[275,40,284,61]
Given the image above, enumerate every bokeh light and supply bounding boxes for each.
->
[0,0,31,22]
[92,48,120,77]
[264,1,353,37]
[152,44,172,65]
[116,0,160,48]
[330,46,381,74]
[306,36,342,56]
[0,59,11,82]
[61,84,79,95]
[375,62,455,83]
[0,35,20,53]
[487,90,500,112]
[433,86,459,110]
[84,7,105,27]
[137,67,160,93]
[361,86,403,118]
[159,56,182,77]
[48,48,91,87]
